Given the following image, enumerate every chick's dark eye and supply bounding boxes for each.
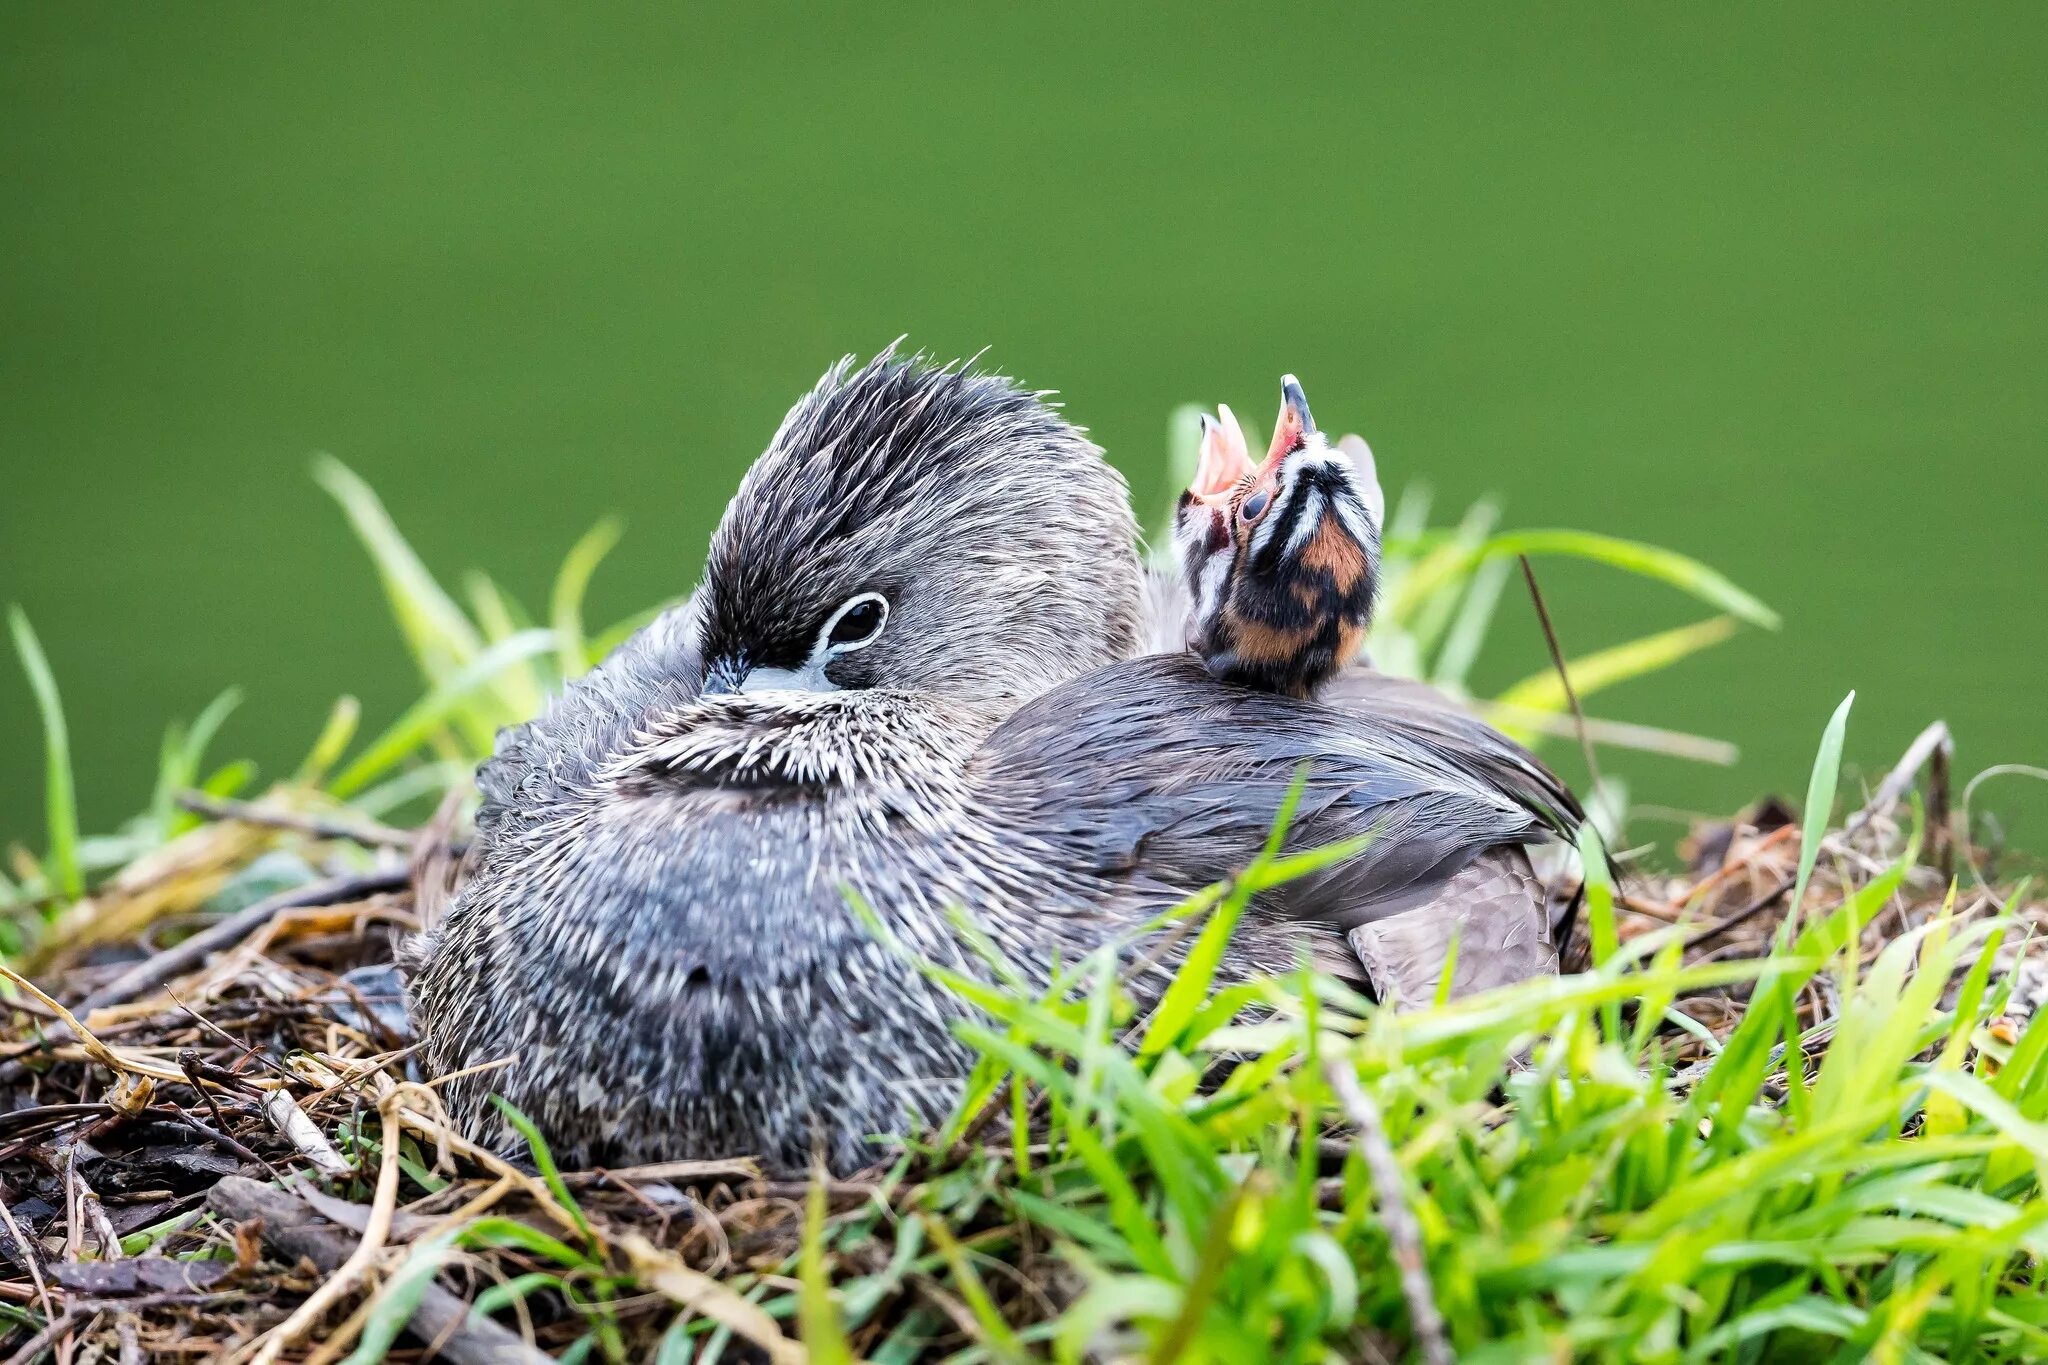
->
[827,596,886,647]
[1239,490,1271,522]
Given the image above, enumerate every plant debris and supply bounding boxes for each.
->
[0,714,2038,1362]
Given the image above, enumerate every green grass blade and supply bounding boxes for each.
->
[1578,822,1621,1042]
[198,758,256,799]
[1376,482,1435,581]
[312,453,483,681]
[488,1095,596,1245]
[1782,691,1855,944]
[328,629,555,797]
[464,570,532,645]
[1430,553,1511,693]
[181,685,244,776]
[8,607,82,899]
[1390,528,1780,630]
[151,686,245,836]
[472,1271,569,1318]
[1154,403,1207,551]
[1497,529,1780,628]
[457,1216,591,1268]
[149,720,188,839]
[295,696,361,786]
[550,517,625,679]
[590,597,686,661]
[465,571,547,716]
[800,1179,857,1365]
[1138,883,1255,1060]
[1492,616,1740,719]
[342,1230,457,1365]
[922,1216,1027,1362]
[1402,497,1500,662]
[346,759,471,819]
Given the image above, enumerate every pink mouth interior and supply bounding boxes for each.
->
[1190,407,1257,503]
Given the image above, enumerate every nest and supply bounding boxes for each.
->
[0,728,2040,1363]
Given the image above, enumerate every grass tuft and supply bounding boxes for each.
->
[6,606,82,901]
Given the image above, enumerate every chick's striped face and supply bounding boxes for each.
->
[1174,403,1256,651]
[1174,377,1385,698]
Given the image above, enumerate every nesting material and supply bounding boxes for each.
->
[0,780,2037,1361]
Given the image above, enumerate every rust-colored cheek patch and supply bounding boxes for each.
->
[1225,613,1316,666]
[1299,526,1367,592]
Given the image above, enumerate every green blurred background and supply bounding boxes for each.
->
[3,5,2044,852]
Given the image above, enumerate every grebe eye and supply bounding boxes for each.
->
[824,594,888,650]
[1239,490,1272,522]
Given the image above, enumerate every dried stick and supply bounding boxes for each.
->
[0,962,197,1089]
[59,1144,119,1262]
[79,869,408,1015]
[1324,1059,1452,1365]
[0,1191,53,1326]
[174,792,416,850]
[170,1104,271,1171]
[207,1177,552,1365]
[4,1292,230,1365]
[1684,880,1795,951]
[1518,555,1609,836]
[0,870,412,1087]
[239,1095,400,1365]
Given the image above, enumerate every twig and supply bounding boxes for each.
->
[171,1102,273,1171]
[60,1143,119,1262]
[1928,736,1953,880]
[208,1176,552,1365]
[1323,1059,1452,1365]
[180,1051,256,1148]
[0,870,413,1088]
[4,1293,232,1365]
[1518,555,1611,840]
[621,1231,807,1365]
[0,1104,110,1140]
[1619,893,1684,924]
[1848,720,1952,842]
[174,792,416,850]
[4,1292,223,1365]
[79,870,408,1015]
[1685,879,1794,951]
[406,785,472,935]
[240,1093,401,1365]
[0,1189,54,1328]
[168,992,295,1083]
[0,961,199,1091]
[1683,823,1799,906]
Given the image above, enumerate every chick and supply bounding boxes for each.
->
[1175,375,1385,698]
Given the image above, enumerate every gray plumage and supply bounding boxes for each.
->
[406,350,1578,1173]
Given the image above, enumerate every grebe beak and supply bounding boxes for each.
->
[1189,404,1255,502]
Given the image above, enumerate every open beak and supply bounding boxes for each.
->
[1265,373,1316,466]
[1231,374,1318,512]
[1190,404,1255,503]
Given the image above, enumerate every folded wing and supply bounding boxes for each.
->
[969,653,1578,996]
